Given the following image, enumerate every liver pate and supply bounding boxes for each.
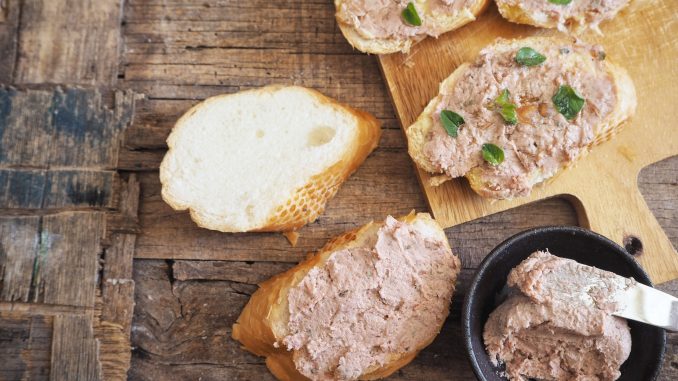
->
[282,216,459,380]
[423,39,616,199]
[336,0,472,41]
[497,0,631,33]
[484,251,633,381]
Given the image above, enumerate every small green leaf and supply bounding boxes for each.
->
[482,143,504,166]
[552,85,585,120]
[402,2,422,27]
[440,110,464,137]
[548,0,573,4]
[499,104,518,125]
[495,89,518,125]
[495,89,511,106]
[515,47,547,66]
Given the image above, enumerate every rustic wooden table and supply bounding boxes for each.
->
[0,1,675,380]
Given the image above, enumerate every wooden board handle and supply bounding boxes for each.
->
[566,186,678,284]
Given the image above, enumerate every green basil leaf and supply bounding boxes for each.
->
[482,143,504,166]
[515,47,547,66]
[402,2,422,27]
[548,0,573,4]
[495,89,511,106]
[499,104,518,125]
[495,89,518,125]
[552,85,585,120]
[440,110,464,137]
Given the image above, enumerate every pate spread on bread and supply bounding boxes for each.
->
[334,0,488,54]
[406,37,636,199]
[232,213,460,381]
[496,0,632,34]
[159,85,381,233]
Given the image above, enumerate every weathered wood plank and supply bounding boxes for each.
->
[0,169,119,210]
[129,360,277,381]
[638,157,678,237]
[0,312,52,381]
[0,0,20,83]
[14,0,123,85]
[51,314,100,381]
[0,216,40,302]
[173,261,295,284]
[93,319,134,381]
[0,87,136,169]
[102,174,140,336]
[37,212,104,307]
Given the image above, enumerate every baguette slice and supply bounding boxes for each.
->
[495,0,632,34]
[406,37,636,199]
[232,212,460,381]
[334,0,489,54]
[159,85,381,232]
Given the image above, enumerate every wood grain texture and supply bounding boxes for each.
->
[0,87,139,380]
[38,212,103,308]
[0,169,119,210]
[378,0,678,284]
[0,216,40,302]
[14,0,124,85]
[51,314,101,381]
[0,0,141,378]
[0,0,19,83]
[0,87,136,169]
[101,174,139,336]
[0,312,52,381]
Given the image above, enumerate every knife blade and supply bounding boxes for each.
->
[613,282,678,331]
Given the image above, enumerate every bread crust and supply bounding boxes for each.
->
[405,37,637,198]
[232,212,458,380]
[159,85,381,232]
[334,0,489,54]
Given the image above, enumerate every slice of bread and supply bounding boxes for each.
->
[334,0,489,54]
[159,85,381,232]
[406,37,636,199]
[495,0,632,34]
[232,212,460,381]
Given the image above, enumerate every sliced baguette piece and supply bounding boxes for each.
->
[232,212,460,381]
[495,0,632,34]
[334,0,489,54]
[406,37,636,199]
[159,85,381,232]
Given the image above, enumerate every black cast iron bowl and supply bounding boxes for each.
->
[462,226,666,381]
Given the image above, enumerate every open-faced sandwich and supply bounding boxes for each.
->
[159,85,381,232]
[495,0,632,34]
[334,0,489,54]
[406,37,636,199]
[232,212,461,380]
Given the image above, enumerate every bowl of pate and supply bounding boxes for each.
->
[463,226,666,381]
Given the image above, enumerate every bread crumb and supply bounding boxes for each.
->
[429,175,452,187]
[283,231,300,247]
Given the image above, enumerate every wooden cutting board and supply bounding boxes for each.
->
[378,0,678,284]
